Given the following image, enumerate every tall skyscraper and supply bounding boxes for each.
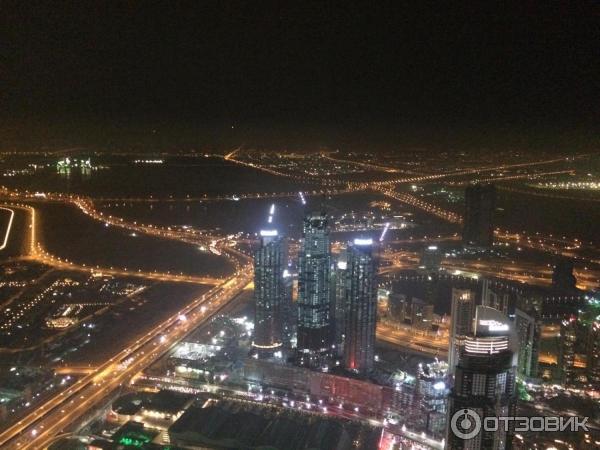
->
[481,278,513,315]
[513,308,537,378]
[419,245,442,272]
[281,267,295,349]
[330,251,348,357]
[463,184,496,248]
[252,229,287,355]
[446,306,517,450]
[552,258,577,292]
[297,212,332,359]
[416,360,449,438]
[559,317,577,384]
[411,297,434,330]
[344,238,378,374]
[449,288,476,374]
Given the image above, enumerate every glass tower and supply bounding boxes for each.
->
[446,306,517,450]
[297,212,332,356]
[344,238,378,374]
[253,229,286,354]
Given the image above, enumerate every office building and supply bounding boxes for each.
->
[252,230,287,355]
[463,184,496,248]
[411,297,434,330]
[446,306,517,450]
[513,308,538,378]
[481,278,512,316]
[449,288,476,374]
[419,245,442,272]
[388,293,408,323]
[330,252,348,357]
[297,212,332,359]
[416,360,449,438]
[344,238,378,374]
[282,267,295,349]
[552,259,577,292]
[587,319,600,385]
[559,317,577,384]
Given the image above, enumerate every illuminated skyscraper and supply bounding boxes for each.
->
[252,229,286,355]
[463,184,496,248]
[330,251,348,357]
[446,306,517,450]
[481,278,512,315]
[417,360,449,438]
[419,245,442,272]
[281,267,295,349]
[344,238,378,374]
[297,212,332,359]
[449,288,475,374]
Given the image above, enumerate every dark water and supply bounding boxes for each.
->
[4,157,318,197]
[96,192,431,241]
[422,182,600,244]
[34,202,234,277]
[495,190,600,244]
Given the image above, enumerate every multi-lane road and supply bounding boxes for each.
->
[0,269,252,449]
[377,321,448,357]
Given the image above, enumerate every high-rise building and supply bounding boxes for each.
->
[463,184,496,248]
[559,317,577,384]
[388,293,408,323]
[419,245,442,272]
[252,229,287,355]
[344,238,378,374]
[411,297,434,330]
[281,267,295,349]
[446,306,517,450]
[330,252,348,357]
[513,308,537,378]
[580,293,600,385]
[552,259,577,292]
[416,360,449,438]
[481,278,513,316]
[449,288,476,374]
[297,212,332,359]
[587,319,600,385]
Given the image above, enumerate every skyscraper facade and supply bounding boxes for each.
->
[446,306,517,450]
[344,238,378,374]
[281,267,295,349]
[463,184,496,248]
[297,212,332,357]
[449,288,476,374]
[330,252,348,358]
[481,278,513,316]
[416,360,449,438]
[513,308,537,378]
[552,258,577,292]
[253,229,287,354]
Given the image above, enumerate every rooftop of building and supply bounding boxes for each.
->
[145,390,194,415]
[112,390,193,417]
[169,397,381,450]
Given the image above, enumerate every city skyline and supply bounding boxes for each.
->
[0,4,598,450]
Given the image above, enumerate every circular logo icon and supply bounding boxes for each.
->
[450,408,482,440]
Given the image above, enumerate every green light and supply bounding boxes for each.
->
[118,433,151,447]
[516,380,532,402]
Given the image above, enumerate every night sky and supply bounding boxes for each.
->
[2,2,599,151]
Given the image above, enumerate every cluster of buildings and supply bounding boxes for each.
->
[252,209,379,375]
[250,199,527,449]
[107,185,596,450]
